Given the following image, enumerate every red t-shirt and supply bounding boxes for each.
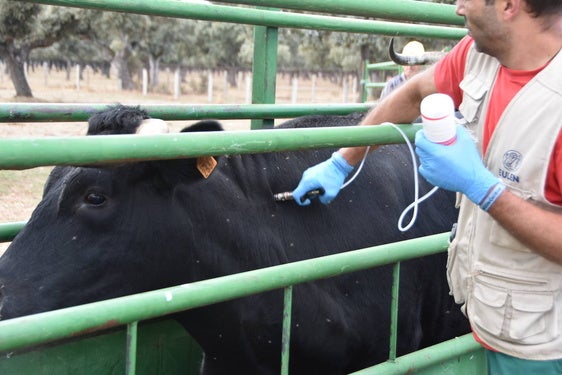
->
[434,36,562,205]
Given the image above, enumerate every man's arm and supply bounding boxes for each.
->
[291,64,438,205]
[340,65,438,165]
[415,124,562,265]
[488,191,562,265]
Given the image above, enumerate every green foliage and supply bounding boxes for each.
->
[0,1,40,39]
[2,0,461,96]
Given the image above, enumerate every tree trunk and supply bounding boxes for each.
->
[148,55,160,88]
[226,66,238,88]
[112,48,134,90]
[4,47,33,97]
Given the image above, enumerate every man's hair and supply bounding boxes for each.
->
[525,0,562,17]
[486,0,562,17]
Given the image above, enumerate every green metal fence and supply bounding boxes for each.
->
[361,61,402,102]
[1,1,484,374]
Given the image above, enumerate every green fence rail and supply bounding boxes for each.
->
[0,233,449,351]
[0,233,483,371]
[0,125,485,374]
[0,123,419,170]
[0,233,484,373]
[361,61,403,102]
[21,0,466,39]
[0,221,26,242]
[0,103,371,123]
[216,0,465,26]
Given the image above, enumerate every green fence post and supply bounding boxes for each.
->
[251,22,279,129]
[281,286,293,375]
[388,262,401,362]
[126,321,138,375]
[361,59,369,103]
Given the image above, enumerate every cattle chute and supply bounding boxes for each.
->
[0,1,483,374]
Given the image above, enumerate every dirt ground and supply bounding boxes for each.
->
[0,66,364,253]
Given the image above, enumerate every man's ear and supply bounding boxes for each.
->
[501,0,522,20]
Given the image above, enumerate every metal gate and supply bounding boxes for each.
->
[0,1,485,374]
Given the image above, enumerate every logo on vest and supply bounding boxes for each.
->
[499,150,522,183]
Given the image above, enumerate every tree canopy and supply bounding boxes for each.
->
[1,0,458,97]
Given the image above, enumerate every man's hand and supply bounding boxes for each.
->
[292,152,353,206]
[415,125,503,210]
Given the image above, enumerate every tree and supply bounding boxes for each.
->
[88,12,150,90]
[195,21,252,87]
[0,2,87,97]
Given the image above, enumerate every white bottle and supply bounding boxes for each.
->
[420,93,457,145]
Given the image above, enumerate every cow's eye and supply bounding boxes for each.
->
[85,192,106,206]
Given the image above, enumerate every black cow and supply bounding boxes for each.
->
[0,105,469,374]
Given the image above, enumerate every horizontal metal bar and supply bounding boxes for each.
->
[20,0,466,39]
[0,103,370,123]
[365,83,387,89]
[217,0,465,26]
[366,61,400,70]
[349,334,481,375]
[0,232,450,352]
[0,124,422,170]
[0,221,27,242]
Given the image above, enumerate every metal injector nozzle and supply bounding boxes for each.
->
[273,189,323,203]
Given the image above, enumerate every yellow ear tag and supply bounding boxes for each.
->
[196,156,217,178]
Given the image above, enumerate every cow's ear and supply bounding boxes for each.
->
[180,120,223,133]
[149,120,223,186]
[150,155,218,188]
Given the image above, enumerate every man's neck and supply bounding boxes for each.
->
[500,15,562,70]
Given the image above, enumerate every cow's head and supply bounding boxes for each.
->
[0,105,222,319]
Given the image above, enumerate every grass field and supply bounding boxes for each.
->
[0,66,367,253]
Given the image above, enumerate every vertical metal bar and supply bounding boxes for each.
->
[126,321,138,375]
[251,20,279,129]
[281,285,293,375]
[388,262,400,362]
[361,59,370,103]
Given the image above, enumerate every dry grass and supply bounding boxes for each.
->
[0,65,363,254]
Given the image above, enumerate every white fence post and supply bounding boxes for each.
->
[142,68,148,96]
[342,75,349,102]
[174,68,181,99]
[311,74,317,102]
[291,77,298,104]
[245,73,252,104]
[75,64,80,91]
[207,70,214,103]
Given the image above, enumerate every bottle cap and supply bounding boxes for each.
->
[420,93,457,145]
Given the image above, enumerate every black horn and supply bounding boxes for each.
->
[388,38,446,66]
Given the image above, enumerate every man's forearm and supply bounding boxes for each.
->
[488,190,562,265]
[338,66,437,166]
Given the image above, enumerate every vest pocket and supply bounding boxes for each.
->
[469,269,558,345]
[471,282,507,337]
[510,291,555,342]
[459,73,488,125]
[446,237,469,305]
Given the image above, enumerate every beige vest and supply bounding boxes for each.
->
[447,44,562,359]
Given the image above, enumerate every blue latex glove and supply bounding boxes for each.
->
[292,152,353,206]
[415,125,502,207]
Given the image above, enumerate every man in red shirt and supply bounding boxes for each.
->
[292,1,562,373]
